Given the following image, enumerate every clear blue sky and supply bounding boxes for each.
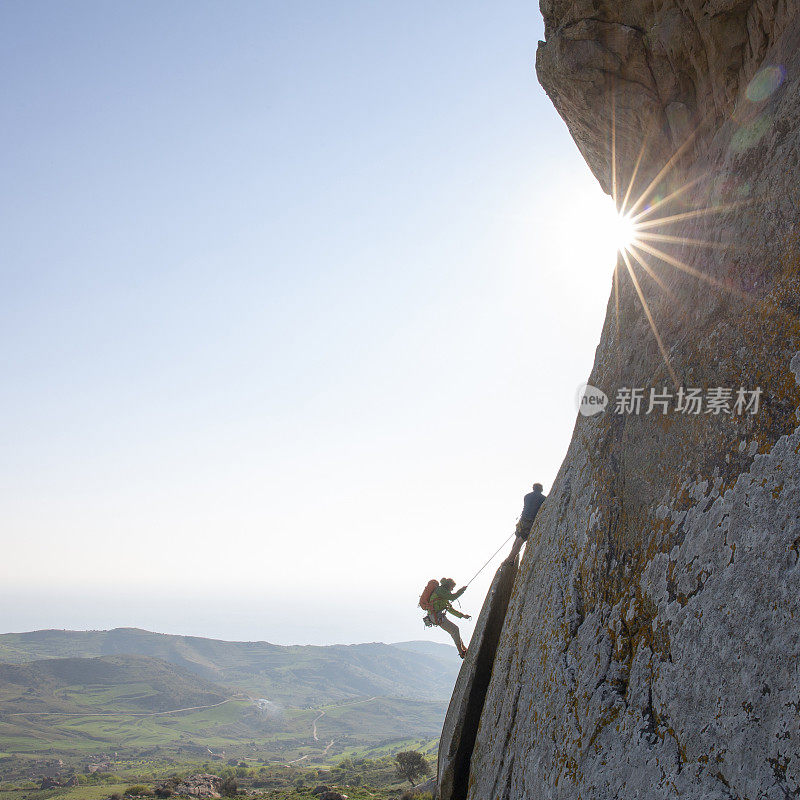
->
[1,1,618,644]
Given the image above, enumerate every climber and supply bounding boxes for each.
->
[429,578,471,659]
[507,482,547,562]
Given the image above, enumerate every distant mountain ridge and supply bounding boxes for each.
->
[0,628,461,705]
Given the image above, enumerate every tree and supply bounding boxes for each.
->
[395,751,431,787]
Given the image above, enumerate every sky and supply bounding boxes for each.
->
[1,1,620,646]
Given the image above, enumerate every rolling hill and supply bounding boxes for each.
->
[0,629,460,704]
[0,630,461,766]
[0,655,231,716]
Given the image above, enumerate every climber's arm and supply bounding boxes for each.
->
[439,585,467,602]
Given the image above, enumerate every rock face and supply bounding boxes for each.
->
[536,0,798,194]
[437,558,518,800]
[458,2,800,798]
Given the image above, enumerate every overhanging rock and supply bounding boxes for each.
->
[437,557,518,800]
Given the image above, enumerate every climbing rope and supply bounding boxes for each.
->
[464,531,516,588]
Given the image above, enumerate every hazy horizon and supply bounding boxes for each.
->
[0,621,451,649]
[3,1,618,646]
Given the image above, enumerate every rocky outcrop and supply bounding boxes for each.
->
[457,1,800,798]
[155,774,222,798]
[411,777,437,795]
[39,772,78,789]
[536,0,798,194]
[437,558,518,800]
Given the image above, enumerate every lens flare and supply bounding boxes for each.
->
[604,95,748,388]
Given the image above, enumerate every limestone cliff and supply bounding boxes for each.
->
[457,2,800,797]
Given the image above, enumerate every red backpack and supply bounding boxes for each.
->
[419,579,439,612]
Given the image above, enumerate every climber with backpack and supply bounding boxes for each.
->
[419,578,471,658]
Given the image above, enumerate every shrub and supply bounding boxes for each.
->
[124,786,154,797]
[220,775,238,797]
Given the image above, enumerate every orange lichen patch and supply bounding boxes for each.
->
[585,703,623,751]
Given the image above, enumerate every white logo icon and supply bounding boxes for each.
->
[576,384,608,416]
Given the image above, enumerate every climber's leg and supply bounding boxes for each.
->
[437,614,466,656]
[507,518,532,562]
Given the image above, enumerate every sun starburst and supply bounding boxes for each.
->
[604,98,749,388]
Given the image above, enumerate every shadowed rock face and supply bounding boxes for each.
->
[459,2,800,797]
[437,559,518,800]
[536,0,798,193]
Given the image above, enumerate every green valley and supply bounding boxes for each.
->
[0,630,457,796]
